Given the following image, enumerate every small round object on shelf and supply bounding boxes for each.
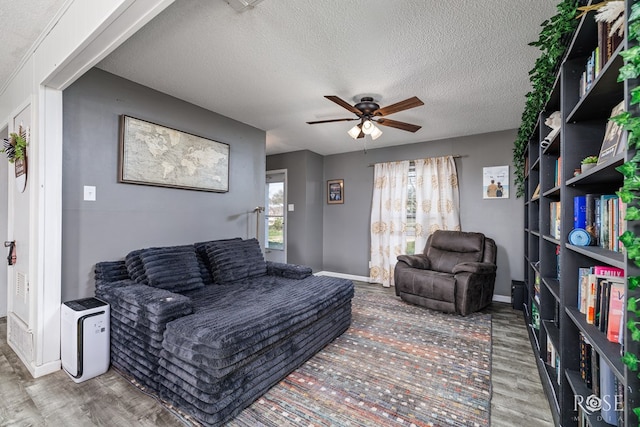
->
[568,228,591,246]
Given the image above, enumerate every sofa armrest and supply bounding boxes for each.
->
[266,261,313,279]
[101,283,193,325]
[452,262,496,275]
[397,254,431,270]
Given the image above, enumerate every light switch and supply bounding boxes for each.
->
[84,186,96,201]
[288,204,294,212]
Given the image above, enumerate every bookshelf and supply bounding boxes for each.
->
[523,2,640,426]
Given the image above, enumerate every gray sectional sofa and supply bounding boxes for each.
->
[94,237,354,426]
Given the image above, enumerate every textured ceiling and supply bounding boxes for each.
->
[2,0,561,156]
[0,0,68,92]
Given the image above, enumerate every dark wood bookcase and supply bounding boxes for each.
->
[523,2,640,426]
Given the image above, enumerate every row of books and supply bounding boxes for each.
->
[577,266,625,345]
[547,335,561,385]
[554,157,562,188]
[579,47,601,98]
[573,194,625,251]
[578,332,624,426]
[578,21,623,100]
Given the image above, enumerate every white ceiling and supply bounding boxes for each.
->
[2,0,560,156]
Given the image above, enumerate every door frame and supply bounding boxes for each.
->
[265,169,287,263]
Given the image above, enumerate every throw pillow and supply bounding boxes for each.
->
[140,245,205,293]
[205,238,267,284]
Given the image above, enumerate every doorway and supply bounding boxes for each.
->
[265,170,287,263]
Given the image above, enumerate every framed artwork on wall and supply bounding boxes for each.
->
[327,179,344,204]
[118,115,230,192]
[483,165,509,199]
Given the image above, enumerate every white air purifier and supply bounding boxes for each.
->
[60,297,110,383]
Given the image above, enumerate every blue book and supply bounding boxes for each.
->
[574,196,587,229]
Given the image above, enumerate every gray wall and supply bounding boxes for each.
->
[321,129,524,298]
[62,68,266,301]
[267,150,324,270]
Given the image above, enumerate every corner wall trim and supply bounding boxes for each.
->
[315,270,511,302]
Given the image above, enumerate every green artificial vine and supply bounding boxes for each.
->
[513,0,579,198]
[615,1,640,421]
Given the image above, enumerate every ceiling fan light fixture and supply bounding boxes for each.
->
[361,120,375,135]
[371,126,383,140]
[347,124,361,139]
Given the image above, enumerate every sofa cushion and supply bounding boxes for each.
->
[205,238,267,284]
[125,249,148,285]
[140,246,205,293]
[194,238,242,286]
[426,231,484,273]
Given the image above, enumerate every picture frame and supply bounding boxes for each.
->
[597,100,625,165]
[118,115,230,192]
[327,179,344,204]
[483,165,509,199]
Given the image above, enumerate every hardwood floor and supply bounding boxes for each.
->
[0,283,553,426]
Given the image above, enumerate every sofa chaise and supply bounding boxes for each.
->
[94,237,354,426]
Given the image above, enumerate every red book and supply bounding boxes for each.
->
[592,266,624,277]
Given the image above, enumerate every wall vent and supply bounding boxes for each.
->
[8,313,33,362]
[15,271,27,303]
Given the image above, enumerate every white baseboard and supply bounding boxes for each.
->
[314,271,375,283]
[315,270,511,302]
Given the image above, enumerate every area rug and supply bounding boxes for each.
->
[226,286,492,427]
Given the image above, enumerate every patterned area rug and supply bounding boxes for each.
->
[228,286,492,427]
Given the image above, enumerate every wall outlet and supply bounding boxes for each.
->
[368,260,372,268]
[288,204,294,212]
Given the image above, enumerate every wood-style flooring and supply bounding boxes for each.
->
[0,282,553,426]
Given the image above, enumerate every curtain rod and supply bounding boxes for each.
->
[367,154,466,167]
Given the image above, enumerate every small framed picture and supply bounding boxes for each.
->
[327,179,344,204]
[483,166,509,199]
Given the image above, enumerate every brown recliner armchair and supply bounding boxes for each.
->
[394,230,497,316]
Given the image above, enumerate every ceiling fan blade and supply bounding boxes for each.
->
[374,96,424,116]
[376,118,422,133]
[325,96,362,115]
[306,118,359,125]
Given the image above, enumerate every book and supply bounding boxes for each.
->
[592,265,624,277]
[599,361,618,425]
[578,267,590,314]
[607,280,625,343]
[550,202,562,239]
[585,193,599,244]
[600,195,618,249]
[574,195,587,229]
[532,183,540,200]
[586,273,597,324]
[598,101,625,165]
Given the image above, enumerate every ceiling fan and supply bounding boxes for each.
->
[307,95,424,139]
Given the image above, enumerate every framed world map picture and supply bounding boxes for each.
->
[118,115,229,192]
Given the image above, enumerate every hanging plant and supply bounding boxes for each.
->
[513,0,579,197]
[613,0,640,422]
[2,131,28,164]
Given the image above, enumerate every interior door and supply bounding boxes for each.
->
[264,170,287,263]
[0,126,7,317]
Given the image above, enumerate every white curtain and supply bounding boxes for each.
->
[370,161,410,287]
[413,156,461,252]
